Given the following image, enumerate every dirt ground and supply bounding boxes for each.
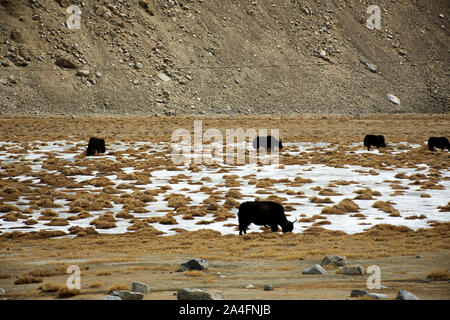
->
[0,114,449,300]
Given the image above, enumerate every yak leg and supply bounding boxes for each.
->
[270,224,278,232]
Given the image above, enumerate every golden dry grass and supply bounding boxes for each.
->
[426,270,450,281]
[56,287,81,298]
[38,282,63,292]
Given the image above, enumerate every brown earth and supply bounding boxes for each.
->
[0,114,449,300]
[0,0,449,116]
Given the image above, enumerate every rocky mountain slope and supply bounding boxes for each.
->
[0,0,448,116]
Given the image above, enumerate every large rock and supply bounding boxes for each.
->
[337,265,364,275]
[111,290,144,300]
[178,258,208,272]
[367,292,390,299]
[351,289,368,297]
[177,288,225,300]
[100,295,122,300]
[396,289,419,300]
[131,281,149,294]
[302,264,328,275]
[320,255,347,267]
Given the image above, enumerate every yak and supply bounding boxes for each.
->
[252,135,283,151]
[364,134,386,151]
[237,201,294,235]
[86,137,106,156]
[428,137,450,151]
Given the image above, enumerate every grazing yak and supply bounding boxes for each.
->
[364,134,386,151]
[428,137,450,151]
[86,137,106,156]
[237,201,294,235]
[252,135,283,151]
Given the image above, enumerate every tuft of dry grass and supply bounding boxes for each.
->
[57,287,81,298]
[426,270,449,281]
[372,201,401,217]
[90,282,102,288]
[183,270,204,277]
[14,275,43,285]
[38,282,62,292]
[321,198,359,215]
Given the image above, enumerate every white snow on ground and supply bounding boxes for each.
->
[0,140,448,236]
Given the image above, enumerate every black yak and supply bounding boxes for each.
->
[364,135,386,151]
[252,135,283,151]
[86,137,106,156]
[237,201,294,235]
[428,137,450,151]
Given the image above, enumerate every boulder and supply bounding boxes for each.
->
[131,281,149,294]
[320,255,347,267]
[302,264,328,275]
[100,295,121,300]
[367,293,390,299]
[396,289,419,300]
[178,258,208,272]
[351,289,368,297]
[337,265,364,275]
[177,288,225,300]
[111,290,144,300]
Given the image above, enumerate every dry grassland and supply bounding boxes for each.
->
[0,114,449,300]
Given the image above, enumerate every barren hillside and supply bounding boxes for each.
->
[0,0,448,116]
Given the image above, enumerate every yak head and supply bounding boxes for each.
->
[281,219,295,233]
[278,139,283,150]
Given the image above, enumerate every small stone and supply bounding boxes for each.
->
[360,59,377,73]
[95,6,107,16]
[76,69,90,77]
[157,72,171,82]
[7,75,18,84]
[386,93,400,105]
[302,264,328,275]
[131,281,149,294]
[246,284,254,289]
[55,57,79,69]
[396,289,419,300]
